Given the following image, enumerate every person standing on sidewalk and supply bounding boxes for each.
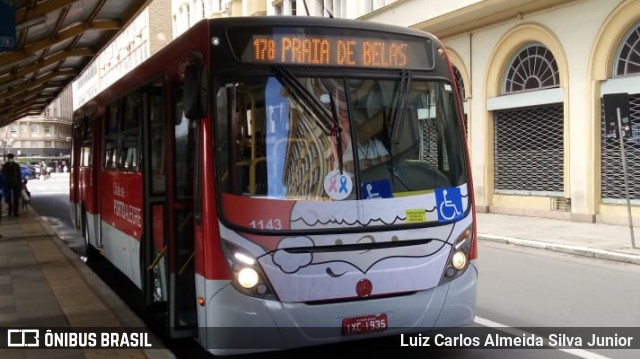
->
[2,154,22,217]
[0,171,7,220]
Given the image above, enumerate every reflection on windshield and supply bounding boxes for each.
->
[215,74,467,201]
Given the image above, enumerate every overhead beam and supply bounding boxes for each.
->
[0,48,94,87]
[1,82,66,105]
[16,0,79,23]
[120,0,154,31]
[9,95,56,111]
[0,20,120,67]
[0,70,76,102]
[3,1,154,125]
[87,0,109,22]
[9,97,55,114]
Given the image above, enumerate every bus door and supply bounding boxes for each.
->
[141,81,197,338]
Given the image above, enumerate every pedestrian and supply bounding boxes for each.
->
[40,160,47,180]
[1,154,22,217]
[0,171,7,220]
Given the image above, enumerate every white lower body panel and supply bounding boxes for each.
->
[195,261,477,355]
[100,220,141,289]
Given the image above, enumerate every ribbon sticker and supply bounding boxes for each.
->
[324,169,353,200]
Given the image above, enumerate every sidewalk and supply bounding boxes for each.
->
[476,212,640,265]
[0,206,176,359]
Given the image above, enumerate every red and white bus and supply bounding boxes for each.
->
[70,16,477,354]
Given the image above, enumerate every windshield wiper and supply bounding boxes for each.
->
[381,70,411,185]
[273,66,345,173]
[272,66,334,134]
[389,69,411,144]
[327,92,345,173]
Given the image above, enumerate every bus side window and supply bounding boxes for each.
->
[215,86,230,193]
[151,93,166,194]
[104,103,119,170]
[105,148,116,169]
[81,115,93,167]
[217,83,266,196]
[121,91,141,171]
[233,101,249,194]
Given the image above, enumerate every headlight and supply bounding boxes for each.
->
[237,267,259,288]
[439,226,473,284]
[451,251,467,270]
[222,241,277,299]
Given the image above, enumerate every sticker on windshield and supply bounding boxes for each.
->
[435,187,463,222]
[406,209,427,223]
[360,179,392,199]
[324,169,353,200]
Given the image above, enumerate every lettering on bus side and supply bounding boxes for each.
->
[112,183,142,228]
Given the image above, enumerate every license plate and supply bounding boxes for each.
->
[342,313,388,335]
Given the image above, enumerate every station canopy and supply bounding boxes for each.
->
[0,0,152,127]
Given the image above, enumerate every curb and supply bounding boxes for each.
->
[478,234,640,265]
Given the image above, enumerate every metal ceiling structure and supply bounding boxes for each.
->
[0,0,153,127]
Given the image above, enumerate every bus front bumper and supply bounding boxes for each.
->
[196,261,477,355]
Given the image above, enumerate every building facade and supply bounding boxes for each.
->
[362,0,640,226]
[0,86,73,160]
[73,0,172,110]
[1,0,173,162]
[170,0,382,31]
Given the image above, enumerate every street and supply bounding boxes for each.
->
[477,241,640,327]
[28,174,640,359]
[475,242,640,359]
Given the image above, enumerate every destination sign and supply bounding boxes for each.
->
[239,32,434,70]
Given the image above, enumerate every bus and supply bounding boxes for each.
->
[70,16,477,355]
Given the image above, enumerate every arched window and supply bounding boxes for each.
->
[494,43,564,198]
[504,43,559,94]
[614,22,640,77]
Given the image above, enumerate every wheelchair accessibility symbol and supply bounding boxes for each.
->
[435,187,463,222]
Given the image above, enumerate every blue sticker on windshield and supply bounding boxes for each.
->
[435,187,463,222]
[361,179,392,199]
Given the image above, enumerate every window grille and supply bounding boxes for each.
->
[601,94,640,202]
[494,104,564,195]
[495,43,563,195]
[551,197,571,212]
[602,21,640,203]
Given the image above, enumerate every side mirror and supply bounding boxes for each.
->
[183,54,208,120]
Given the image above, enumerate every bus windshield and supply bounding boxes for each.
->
[215,71,468,227]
